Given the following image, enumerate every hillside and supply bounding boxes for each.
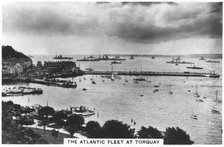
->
[2,45,31,60]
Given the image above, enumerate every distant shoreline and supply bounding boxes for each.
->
[29,54,223,59]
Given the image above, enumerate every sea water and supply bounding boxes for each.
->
[2,55,222,144]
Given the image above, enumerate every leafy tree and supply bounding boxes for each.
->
[53,111,67,126]
[65,114,84,138]
[38,119,49,137]
[38,106,55,119]
[138,126,163,138]
[6,100,14,106]
[38,106,55,137]
[101,120,135,138]
[86,121,101,138]
[164,127,194,144]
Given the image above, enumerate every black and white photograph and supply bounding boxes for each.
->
[1,0,222,145]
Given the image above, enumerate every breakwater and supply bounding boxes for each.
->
[84,71,220,78]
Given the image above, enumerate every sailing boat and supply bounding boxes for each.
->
[195,85,204,102]
[168,83,173,95]
[194,85,200,98]
[213,90,222,103]
[91,76,96,84]
[124,74,128,82]
[191,109,198,120]
[212,97,221,114]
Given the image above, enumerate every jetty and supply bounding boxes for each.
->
[84,71,220,78]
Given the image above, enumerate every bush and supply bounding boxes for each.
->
[138,126,163,138]
[164,127,194,144]
[86,121,101,138]
[38,106,55,119]
[101,120,135,138]
[65,114,85,138]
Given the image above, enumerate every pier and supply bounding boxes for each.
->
[84,71,220,78]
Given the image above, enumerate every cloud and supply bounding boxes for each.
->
[3,2,222,43]
[100,2,222,42]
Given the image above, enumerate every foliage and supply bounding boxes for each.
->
[2,101,48,144]
[101,120,135,138]
[86,121,101,138]
[138,126,163,138]
[38,106,55,119]
[164,127,194,144]
[53,111,67,126]
[65,114,84,138]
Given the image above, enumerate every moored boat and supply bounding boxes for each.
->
[53,54,73,60]
[111,61,122,64]
[129,56,134,59]
[187,64,203,69]
[70,106,95,116]
[206,60,220,63]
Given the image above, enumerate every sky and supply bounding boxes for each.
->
[2,2,222,55]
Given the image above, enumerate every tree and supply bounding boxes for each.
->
[38,106,55,119]
[53,111,67,126]
[86,121,101,138]
[38,106,55,137]
[138,126,163,138]
[101,120,135,138]
[164,127,194,144]
[38,119,49,137]
[65,114,84,138]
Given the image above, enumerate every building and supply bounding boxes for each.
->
[44,61,77,72]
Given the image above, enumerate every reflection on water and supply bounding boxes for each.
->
[2,56,222,144]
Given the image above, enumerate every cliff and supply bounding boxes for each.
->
[2,45,31,60]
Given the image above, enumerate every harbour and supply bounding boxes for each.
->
[2,54,222,144]
[2,2,222,145]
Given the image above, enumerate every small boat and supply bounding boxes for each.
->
[133,80,139,84]
[133,77,146,81]
[211,108,221,114]
[211,95,221,115]
[92,80,96,84]
[168,83,173,95]
[152,56,155,59]
[213,90,222,103]
[154,85,160,88]
[129,56,134,59]
[124,75,128,82]
[85,67,94,71]
[111,61,122,64]
[200,56,205,60]
[196,98,204,102]
[191,109,198,120]
[70,106,95,116]
[194,85,200,97]
[191,114,198,120]
[153,89,159,93]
